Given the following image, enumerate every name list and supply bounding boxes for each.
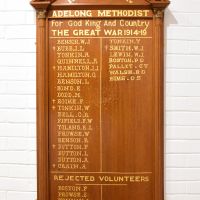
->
[49,11,152,200]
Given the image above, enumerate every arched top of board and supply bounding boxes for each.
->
[30,0,170,10]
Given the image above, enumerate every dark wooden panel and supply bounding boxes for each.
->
[30,1,169,200]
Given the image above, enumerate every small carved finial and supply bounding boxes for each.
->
[153,9,164,18]
[68,0,76,3]
[37,10,46,19]
[126,0,134,3]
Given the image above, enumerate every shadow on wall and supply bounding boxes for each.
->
[165,8,178,27]
[164,7,178,70]
[164,7,178,67]
[164,7,178,199]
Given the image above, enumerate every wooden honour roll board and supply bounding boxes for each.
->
[31,1,169,200]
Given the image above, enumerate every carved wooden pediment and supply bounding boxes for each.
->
[30,0,170,9]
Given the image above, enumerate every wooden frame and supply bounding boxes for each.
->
[30,1,170,200]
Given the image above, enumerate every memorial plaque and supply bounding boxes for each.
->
[30,1,169,200]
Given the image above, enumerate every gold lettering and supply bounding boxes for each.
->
[51,10,150,18]
[52,29,69,37]
[52,10,92,18]
[97,10,150,17]
[73,29,101,36]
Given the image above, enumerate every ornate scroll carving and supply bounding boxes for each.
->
[37,10,47,19]
[153,9,164,18]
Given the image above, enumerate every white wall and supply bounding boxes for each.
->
[165,1,200,200]
[0,0,200,200]
[0,0,37,200]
